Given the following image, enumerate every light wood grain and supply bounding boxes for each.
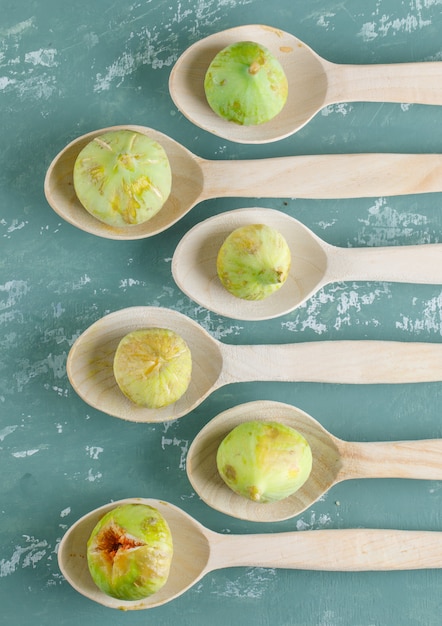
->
[67,306,442,423]
[172,207,442,321]
[58,497,442,610]
[169,24,442,143]
[187,400,442,522]
[44,125,442,240]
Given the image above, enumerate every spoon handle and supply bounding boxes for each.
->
[209,529,442,571]
[221,341,442,385]
[338,440,442,480]
[328,61,442,105]
[203,153,442,199]
[327,243,442,285]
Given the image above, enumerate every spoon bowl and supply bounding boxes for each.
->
[44,125,204,240]
[44,124,442,239]
[187,400,442,522]
[172,207,327,320]
[172,207,442,320]
[59,495,442,609]
[66,306,223,423]
[170,24,327,144]
[57,497,211,610]
[170,24,442,144]
[68,306,442,423]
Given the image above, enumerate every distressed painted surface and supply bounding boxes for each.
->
[1,0,442,624]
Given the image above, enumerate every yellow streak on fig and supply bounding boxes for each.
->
[216,420,313,503]
[113,328,192,409]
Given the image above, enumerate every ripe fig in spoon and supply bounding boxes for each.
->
[216,420,313,503]
[87,503,173,600]
[204,41,288,125]
[216,223,291,300]
[113,328,192,408]
[73,129,172,227]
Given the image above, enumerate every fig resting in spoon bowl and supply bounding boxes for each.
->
[187,400,442,522]
[58,496,442,610]
[169,23,442,143]
[67,306,442,423]
[44,125,442,239]
[172,207,442,321]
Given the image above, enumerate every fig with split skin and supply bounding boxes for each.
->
[87,503,173,601]
[73,129,172,227]
[216,420,313,503]
[216,223,291,300]
[113,328,192,409]
[204,41,288,126]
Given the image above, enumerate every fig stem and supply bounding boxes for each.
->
[248,61,261,75]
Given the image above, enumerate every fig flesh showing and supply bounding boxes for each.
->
[216,420,312,503]
[113,328,192,409]
[73,129,172,227]
[217,223,291,300]
[204,41,288,126]
[87,503,173,600]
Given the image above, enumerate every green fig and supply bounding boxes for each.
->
[216,223,291,300]
[113,328,192,409]
[216,420,312,503]
[87,503,173,600]
[204,41,288,126]
[73,129,172,227]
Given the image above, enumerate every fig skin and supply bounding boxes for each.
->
[113,328,192,409]
[87,503,173,601]
[216,420,312,503]
[216,223,291,300]
[204,41,288,126]
[73,129,172,227]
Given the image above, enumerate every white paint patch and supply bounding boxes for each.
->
[321,103,353,117]
[358,0,441,41]
[355,198,429,246]
[0,535,49,577]
[161,436,189,470]
[316,13,336,29]
[12,449,40,458]
[119,277,147,289]
[0,18,36,38]
[296,511,332,531]
[86,468,103,482]
[205,567,276,599]
[24,48,57,67]
[93,0,253,92]
[396,292,442,335]
[86,445,103,460]
[282,282,389,335]
[0,425,18,442]
[0,280,30,312]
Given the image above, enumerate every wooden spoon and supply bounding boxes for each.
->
[169,24,442,144]
[58,496,442,610]
[172,207,442,321]
[44,124,442,240]
[67,306,442,423]
[187,400,442,522]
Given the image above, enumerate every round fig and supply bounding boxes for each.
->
[216,223,291,300]
[73,129,172,227]
[87,503,173,600]
[216,420,312,503]
[204,41,288,126]
[113,328,192,408]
